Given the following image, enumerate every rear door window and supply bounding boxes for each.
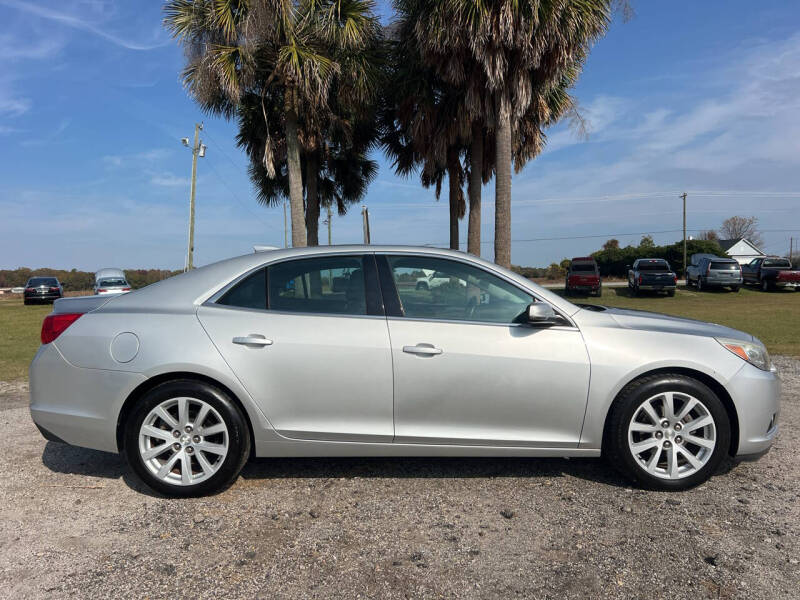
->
[218,268,267,310]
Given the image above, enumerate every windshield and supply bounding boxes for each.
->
[638,262,670,271]
[28,278,57,286]
[98,278,127,286]
[571,264,596,272]
[763,259,791,268]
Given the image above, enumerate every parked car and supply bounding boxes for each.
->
[741,257,800,292]
[627,259,677,296]
[94,268,132,295]
[686,255,742,292]
[565,257,601,297]
[31,246,779,496]
[23,277,63,305]
[415,269,465,291]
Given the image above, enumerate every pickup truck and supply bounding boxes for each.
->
[742,257,800,291]
[628,258,677,296]
[565,257,601,297]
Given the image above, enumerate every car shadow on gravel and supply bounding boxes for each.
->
[240,456,633,488]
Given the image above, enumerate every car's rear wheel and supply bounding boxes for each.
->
[731,286,740,292]
[123,380,250,497]
[604,374,730,490]
[761,279,770,292]
[697,277,704,291]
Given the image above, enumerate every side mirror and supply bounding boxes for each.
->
[526,303,558,326]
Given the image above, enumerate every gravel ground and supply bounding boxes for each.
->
[1,358,798,599]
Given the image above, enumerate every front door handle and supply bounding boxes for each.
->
[402,343,443,356]
[232,335,273,347]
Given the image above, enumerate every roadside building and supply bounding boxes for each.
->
[718,238,766,265]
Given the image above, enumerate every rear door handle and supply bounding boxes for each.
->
[402,343,442,356]
[232,335,273,347]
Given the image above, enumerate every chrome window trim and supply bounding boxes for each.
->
[200,302,388,321]
[386,315,578,331]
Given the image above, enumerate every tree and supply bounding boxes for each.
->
[720,216,763,248]
[402,1,611,267]
[603,238,620,250]
[164,0,381,247]
[639,234,655,248]
[699,230,719,242]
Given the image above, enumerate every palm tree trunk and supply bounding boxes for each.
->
[285,98,307,248]
[468,123,483,257]
[494,101,512,268]
[305,153,320,246]
[447,148,460,251]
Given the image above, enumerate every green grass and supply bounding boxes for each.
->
[0,285,797,382]
[0,298,51,381]
[555,285,800,358]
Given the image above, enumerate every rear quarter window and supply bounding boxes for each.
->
[710,262,740,270]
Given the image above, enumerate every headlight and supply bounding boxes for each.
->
[716,337,771,371]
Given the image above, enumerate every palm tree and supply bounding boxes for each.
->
[164,0,382,247]
[401,0,611,267]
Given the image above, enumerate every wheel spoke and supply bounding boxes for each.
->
[675,398,698,421]
[641,402,660,425]
[141,425,173,441]
[667,445,679,478]
[177,398,189,428]
[194,404,210,429]
[684,433,715,449]
[645,447,662,473]
[180,455,192,485]
[196,442,227,456]
[199,423,225,436]
[156,451,181,479]
[663,392,676,420]
[678,447,703,470]
[630,438,660,454]
[684,415,713,433]
[142,443,171,460]
[155,406,178,430]
[630,422,658,433]
[195,450,215,476]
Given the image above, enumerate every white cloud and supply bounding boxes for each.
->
[150,173,190,187]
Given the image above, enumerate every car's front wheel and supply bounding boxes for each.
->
[604,374,730,490]
[123,380,250,497]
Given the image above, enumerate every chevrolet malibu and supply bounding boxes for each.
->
[30,246,780,497]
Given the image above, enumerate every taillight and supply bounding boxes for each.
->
[41,313,82,344]
[674,275,678,284]
[25,287,34,292]
[122,287,131,291]
[97,288,107,293]
[638,275,642,284]
[49,287,59,292]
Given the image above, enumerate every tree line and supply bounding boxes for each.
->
[163,0,619,268]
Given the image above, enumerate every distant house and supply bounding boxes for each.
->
[718,238,766,265]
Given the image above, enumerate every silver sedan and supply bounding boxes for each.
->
[29,246,780,496]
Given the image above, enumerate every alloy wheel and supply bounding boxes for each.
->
[138,397,229,486]
[627,391,716,480]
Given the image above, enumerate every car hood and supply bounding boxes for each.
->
[600,307,754,343]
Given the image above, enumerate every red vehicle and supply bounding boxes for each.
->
[565,257,601,297]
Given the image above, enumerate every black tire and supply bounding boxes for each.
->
[123,380,250,497]
[603,373,731,491]
[761,279,770,292]
[731,286,740,293]
[596,287,602,297]
[24,299,31,305]
[696,277,704,292]
[416,282,428,291]
[667,289,675,297]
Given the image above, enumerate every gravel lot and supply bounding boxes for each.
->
[1,358,798,599]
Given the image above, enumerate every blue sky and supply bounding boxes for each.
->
[1,0,799,270]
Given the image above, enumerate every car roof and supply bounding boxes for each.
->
[100,245,580,316]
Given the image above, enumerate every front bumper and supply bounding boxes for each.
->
[29,343,145,453]
[728,362,781,457]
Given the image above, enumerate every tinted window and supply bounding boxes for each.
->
[570,264,596,272]
[763,258,791,268]
[638,262,670,271]
[218,268,266,310]
[28,278,58,286]
[268,256,367,315]
[387,256,533,324]
[710,262,739,270]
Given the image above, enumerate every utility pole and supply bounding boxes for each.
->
[361,205,371,244]
[283,200,288,248]
[681,192,687,277]
[182,123,206,271]
[790,237,794,262]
